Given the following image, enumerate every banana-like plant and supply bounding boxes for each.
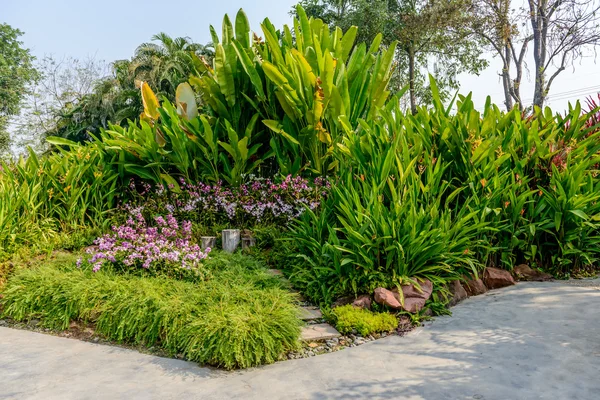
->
[190,6,398,176]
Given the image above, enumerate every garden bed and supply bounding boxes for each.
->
[0,251,302,370]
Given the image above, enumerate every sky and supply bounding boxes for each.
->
[3,0,600,113]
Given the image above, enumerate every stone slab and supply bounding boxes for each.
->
[300,323,341,341]
[299,306,322,321]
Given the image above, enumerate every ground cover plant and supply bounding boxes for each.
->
[1,252,301,369]
[331,305,398,336]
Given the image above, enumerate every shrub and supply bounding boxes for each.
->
[332,305,398,337]
[79,211,209,282]
[1,256,301,369]
[0,143,118,253]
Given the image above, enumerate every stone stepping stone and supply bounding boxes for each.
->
[299,306,322,321]
[300,323,341,341]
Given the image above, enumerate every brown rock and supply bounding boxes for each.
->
[513,264,553,282]
[374,279,434,313]
[400,279,433,300]
[352,295,372,310]
[463,277,487,296]
[393,279,434,313]
[483,267,515,289]
[448,280,468,306]
[374,287,402,309]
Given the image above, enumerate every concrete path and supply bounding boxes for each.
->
[1,280,600,400]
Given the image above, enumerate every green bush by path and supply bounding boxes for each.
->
[1,256,301,369]
[332,305,398,337]
[286,78,600,304]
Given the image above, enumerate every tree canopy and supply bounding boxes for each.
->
[0,23,38,155]
[296,0,488,112]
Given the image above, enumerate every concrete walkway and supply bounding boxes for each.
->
[1,280,600,400]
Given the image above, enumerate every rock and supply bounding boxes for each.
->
[307,351,315,357]
[513,264,553,282]
[483,267,515,289]
[308,342,319,348]
[300,323,341,341]
[0,320,7,327]
[393,279,433,313]
[352,295,372,310]
[374,280,433,313]
[449,280,468,306]
[331,295,354,308]
[299,306,322,321]
[464,277,487,296]
[374,287,402,309]
[400,279,434,300]
[354,338,365,345]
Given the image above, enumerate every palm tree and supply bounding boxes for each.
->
[131,32,214,98]
[48,33,213,143]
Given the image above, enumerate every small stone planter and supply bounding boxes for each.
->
[241,236,256,250]
[222,229,240,253]
[200,236,216,251]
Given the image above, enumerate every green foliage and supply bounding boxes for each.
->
[286,76,600,304]
[0,141,118,253]
[0,23,39,154]
[1,253,301,369]
[101,6,398,186]
[296,0,488,111]
[332,305,398,336]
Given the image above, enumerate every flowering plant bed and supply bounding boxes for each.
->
[79,211,209,282]
[126,175,330,232]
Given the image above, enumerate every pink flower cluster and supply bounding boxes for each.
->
[128,175,330,226]
[78,210,209,274]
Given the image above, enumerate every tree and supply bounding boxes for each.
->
[131,33,214,100]
[471,0,528,110]
[473,0,600,110]
[12,56,110,148]
[15,33,214,145]
[529,0,600,108]
[0,23,38,155]
[296,0,488,113]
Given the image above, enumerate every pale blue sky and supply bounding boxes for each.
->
[3,0,599,111]
[2,0,298,61]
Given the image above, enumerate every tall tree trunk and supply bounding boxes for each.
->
[502,45,513,111]
[529,0,547,109]
[408,46,417,114]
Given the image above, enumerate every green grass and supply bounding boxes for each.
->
[0,252,301,369]
[331,305,398,337]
